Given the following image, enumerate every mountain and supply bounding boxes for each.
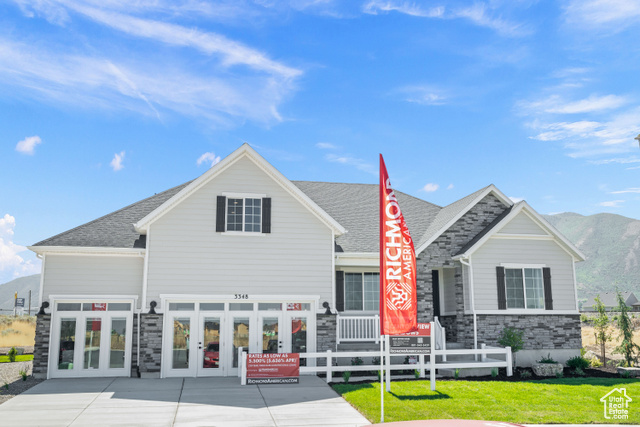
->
[543,212,640,304]
[0,274,41,314]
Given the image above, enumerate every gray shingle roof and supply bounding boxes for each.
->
[33,181,192,248]
[416,185,492,249]
[33,178,493,254]
[292,181,441,252]
[583,292,638,311]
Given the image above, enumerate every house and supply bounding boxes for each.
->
[29,144,585,379]
[582,292,639,312]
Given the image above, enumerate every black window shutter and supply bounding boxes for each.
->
[496,266,507,310]
[336,271,345,312]
[216,196,226,232]
[543,267,553,310]
[262,197,271,234]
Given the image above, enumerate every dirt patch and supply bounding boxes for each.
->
[0,316,36,349]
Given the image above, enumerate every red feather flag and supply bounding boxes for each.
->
[379,155,417,335]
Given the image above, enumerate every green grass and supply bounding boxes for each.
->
[334,378,640,424]
[0,354,33,363]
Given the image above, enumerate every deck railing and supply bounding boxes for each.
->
[336,315,379,344]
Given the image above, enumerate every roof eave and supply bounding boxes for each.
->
[28,246,146,256]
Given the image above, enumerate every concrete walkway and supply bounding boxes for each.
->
[0,376,371,427]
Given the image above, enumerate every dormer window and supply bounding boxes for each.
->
[216,194,271,234]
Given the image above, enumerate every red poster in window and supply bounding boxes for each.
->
[246,353,299,384]
[92,303,107,311]
[379,155,417,336]
[91,319,102,332]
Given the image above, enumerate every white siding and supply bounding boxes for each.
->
[472,238,576,311]
[43,255,143,306]
[147,156,334,309]
[497,212,548,235]
[442,268,456,315]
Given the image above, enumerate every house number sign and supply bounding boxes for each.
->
[234,294,249,299]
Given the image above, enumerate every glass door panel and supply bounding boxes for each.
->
[109,318,127,369]
[232,317,250,368]
[83,318,102,370]
[201,317,221,372]
[261,317,280,354]
[58,318,77,370]
[172,317,191,370]
[291,317,307,366]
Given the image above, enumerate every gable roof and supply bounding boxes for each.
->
[31,181,191,250]
[452,201,586,261]
[415,184,513,254]
[133,143,346,236]
[292,181,440,253]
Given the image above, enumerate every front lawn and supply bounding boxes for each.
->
[334,378,640,424]
[0,355,33,363]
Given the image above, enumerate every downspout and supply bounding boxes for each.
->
[459,257,478,353]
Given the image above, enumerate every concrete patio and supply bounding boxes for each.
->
[0,375,370,427]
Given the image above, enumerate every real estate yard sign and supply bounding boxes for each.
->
[246,353,299,384]
[389,322,431,354]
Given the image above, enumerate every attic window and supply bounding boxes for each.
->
[216,194,271,234]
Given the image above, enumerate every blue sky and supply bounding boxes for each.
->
[2,0,640,284]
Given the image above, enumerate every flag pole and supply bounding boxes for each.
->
[380,334,384,423]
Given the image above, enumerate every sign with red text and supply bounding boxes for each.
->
[380,154,417,336]
[389,323,431,354]
[246,353,300,384]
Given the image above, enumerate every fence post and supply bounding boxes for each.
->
[430,353,436,391]
[241,351,248,385]
[326,350,332,383]
[481,343,486,362]
[506,346,513,377]
[442,331,447,363]
[419,354,425,378]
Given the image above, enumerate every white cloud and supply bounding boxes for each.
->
[15,135,42,155]
[197,152,221,167]
[599,200,624,207]
[398,85,448,106]
[0,214,41,280]
[110,151,125,171]
[316,142,338,150]
[325,153,376,175]
[422,183,439,192]
[611,188,640,194]
[447,183,454,190]
[590,157,640,165]
[363,0,530,37]
[564,0,640,30]
[509,196,524,203]
[520,94,627,115]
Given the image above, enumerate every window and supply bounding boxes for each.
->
[227,198,261,232]
[505,267,544,309]
[345,272,380,311]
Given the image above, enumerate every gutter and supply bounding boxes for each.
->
[459,257,478,355]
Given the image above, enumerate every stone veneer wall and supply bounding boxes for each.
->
[139,314,163,377]
[455,314,582,349]
[32,313,51,379]
[416,194,509,327]
[316,314,337,366]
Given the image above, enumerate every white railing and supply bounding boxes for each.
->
[336,315,379,344]
[239,345,513,391]
[433,316,447,362]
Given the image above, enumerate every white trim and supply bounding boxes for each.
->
[572,255,579,311]
[38,254,46,307]
[452,202,585,262]
[50,295,139,303]
[220,232,266,237]
[335,252,379,267]
[158,294,321,313]
[141,225,151,311]
[469,309,580,315]
[501,263,547,269]
[134,144,346,236]
[222,192,266,199]
[331,230,336,314]
[416,184,513,255]
[28,246,145,257]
